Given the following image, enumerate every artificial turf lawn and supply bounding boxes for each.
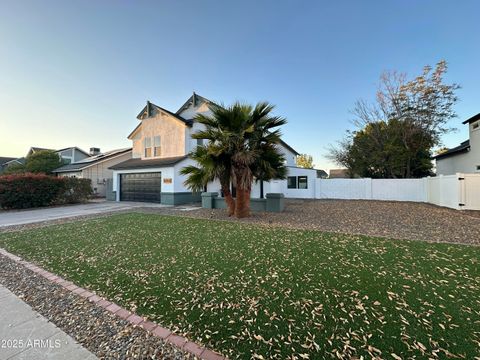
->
[0,213,479,359]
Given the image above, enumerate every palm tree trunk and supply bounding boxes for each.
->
[235,186,251,218]
[221,185,236,216]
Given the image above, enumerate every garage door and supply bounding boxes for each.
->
[120,172,161,203]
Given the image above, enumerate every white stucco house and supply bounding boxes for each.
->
[110,93,318,205]
[434,113,480,175]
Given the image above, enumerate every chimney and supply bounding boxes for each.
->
[89,147,101,156]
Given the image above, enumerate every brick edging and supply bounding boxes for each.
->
[0,248,227,360]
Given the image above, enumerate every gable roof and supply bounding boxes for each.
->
[462,113,480,124]
[57,146,90,156]
[176,92,213,115]
[433,140,470,160]
[136,101,192,126]
[132,93,299,155]
[109,155,188,170]
[4,157,26,165]
[28,147,54,156]
[53,148,132,173]
[0,157,16,165]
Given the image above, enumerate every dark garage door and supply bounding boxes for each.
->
[120,172,161,203]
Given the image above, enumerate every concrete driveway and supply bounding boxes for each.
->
[0,201,169,228]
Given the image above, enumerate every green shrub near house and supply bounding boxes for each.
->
[0,173,92,209]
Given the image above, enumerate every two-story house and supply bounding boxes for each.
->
[434,113,480,175]
[110,93,315,205]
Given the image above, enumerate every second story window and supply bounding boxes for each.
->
[154,136,161,157]
[144,137,152,157]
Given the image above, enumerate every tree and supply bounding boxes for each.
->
[181,144,236,216]
[329,60,459,178]
[24,150,64,174]
[181,101,287,218]
[296,154,314,169]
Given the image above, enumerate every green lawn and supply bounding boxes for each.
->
[0,213,479,359]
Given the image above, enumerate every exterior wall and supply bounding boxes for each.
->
[277,144,297,166]
[178,101,212,120]
[73,149,89,162]
[112,159,199,205]
[436,151,479,174]
[131,107,187,160]
[68,151,132,197]
[57,148,89,164]
[436,121,480,175]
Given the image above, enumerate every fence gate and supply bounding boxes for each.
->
[461,174,480,210]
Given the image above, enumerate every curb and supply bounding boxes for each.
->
[0,248,227,360]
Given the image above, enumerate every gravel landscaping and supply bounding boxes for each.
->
[152,199,480,245]
[0,254,190,360]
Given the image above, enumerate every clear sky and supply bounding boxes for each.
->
[1,0,478,170]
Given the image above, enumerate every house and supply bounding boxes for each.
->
[434,113,480,175]
[0,157,26,173]
[316,169,328,179]
[329,169,351,178]
[110,93,318,204]
[0,157,17,173]
[53,148,132,197]
[27,146,90,164]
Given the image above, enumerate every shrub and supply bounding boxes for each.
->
[0,174,93,209]
[0,173,64,209]
[59,177,93,204]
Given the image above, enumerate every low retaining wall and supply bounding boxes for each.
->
[201,192,285,212]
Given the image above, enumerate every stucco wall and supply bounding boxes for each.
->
[131,107,187,160]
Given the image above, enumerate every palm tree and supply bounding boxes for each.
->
[182,101,287,218]
[180,144,236,216]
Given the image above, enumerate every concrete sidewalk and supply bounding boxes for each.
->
[0,285,96,360]
[0,201,169,228]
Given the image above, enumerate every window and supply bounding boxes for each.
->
[197,138,204,147]
[476,165,480,171]
[288,176,308,189]
[287,176,297,189]
[473,121,480,130]
[144,137,152,157]
[298,176,308,189]
[154,136,161,157]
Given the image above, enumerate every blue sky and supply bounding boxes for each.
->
[1,0,478,170]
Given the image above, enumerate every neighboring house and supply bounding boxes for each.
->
[110,93,315,204]
[53,148,132,197]
[316,169,328,179]
[27,146,90,164]
[0,157,17,173]
[0,157,26,172]
[434,113,480,175]
[329,169,351,178]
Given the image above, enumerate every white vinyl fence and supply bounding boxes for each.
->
[314,174,480,210]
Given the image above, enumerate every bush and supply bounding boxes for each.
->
[59,177,93,204]
[0,173,93,209]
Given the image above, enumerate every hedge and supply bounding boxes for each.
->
[0,173,93,209]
